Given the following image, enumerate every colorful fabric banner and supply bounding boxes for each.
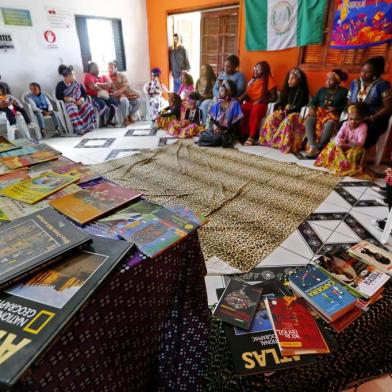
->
[245,0,327,51]
[331,0,392,49]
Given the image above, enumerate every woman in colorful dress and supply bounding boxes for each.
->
[239,61,278,145]
[144,67,168,122]
[167,92,204,138]
[304,69,348,157]
[156,93,182,130]
[108,60,141,126]
[348,56,392,148]
[55,66,96,135]
[315,104,367,177]
[197,80,243,148]
[259,67,309,153]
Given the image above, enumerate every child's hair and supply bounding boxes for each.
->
[169,92,182,108]
[347,103,365,118]
[61,67,73,77]
[0,85,6,95]
[181,71,194,86]
[221,79,237,97]
[29,82,41,92]
[58,64,73,76]
[151,67,161,76]
[188,92,201,101]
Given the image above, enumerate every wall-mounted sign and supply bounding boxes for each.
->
[45,7,73,29]
[1,8,32,27]
[42,30,58,49]
[0,32,15,52]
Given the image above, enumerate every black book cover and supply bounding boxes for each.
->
[213,279,263,329]
[219,279,318,376]
[0,207,91,289]
[0,235,133,389]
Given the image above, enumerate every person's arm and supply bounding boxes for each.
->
[352,123,367,147]
[55,82,65,101]
[27,96,41,113]
[330,88,348,114]
[182,47,190,71]
[212,77,220,98]
[45,95,54,112]
[334,122,347,146]
[364,89,392,123]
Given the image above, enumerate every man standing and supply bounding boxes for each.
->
[169,33,190,93]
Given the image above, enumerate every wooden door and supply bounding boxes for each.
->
[200,8,239,75]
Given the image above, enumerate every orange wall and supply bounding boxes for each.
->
[146,0,392,95]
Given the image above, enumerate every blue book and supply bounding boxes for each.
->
[289,265,357,322]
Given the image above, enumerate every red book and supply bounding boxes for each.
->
[265,296,330,356]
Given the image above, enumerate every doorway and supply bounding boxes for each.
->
[167,5,239,89]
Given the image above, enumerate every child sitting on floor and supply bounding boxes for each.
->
[28,82,63,136]
[167,92,204,138]
[156,92,182,130]
[315,103,367,177]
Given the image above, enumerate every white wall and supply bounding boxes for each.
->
[0,0,150,96]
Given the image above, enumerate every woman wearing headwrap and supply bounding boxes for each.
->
[259,67,309,153]
[304,69,348,157]
[348,56,392,147]
[143,67,168,121]
[197,79,243,148]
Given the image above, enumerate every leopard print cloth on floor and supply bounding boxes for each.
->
[91,140,340,272]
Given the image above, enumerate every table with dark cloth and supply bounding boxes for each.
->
[207,283,392,392]
[14,231,209,392]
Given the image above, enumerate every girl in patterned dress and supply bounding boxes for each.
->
[144,68,168,121]
[156,93,182,130]
[315,104,367,177]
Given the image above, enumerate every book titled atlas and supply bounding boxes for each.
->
[315,247,389,299]
[0,171,80,204]
[49,182,142,224]
[0,235,133,389]
[288,265,357,322]
[0,207,91,289]
[221,280,317,376]
[349,241,392,276]
[0,136,20,153]
[265,296,330,356]
[213,279,262,329]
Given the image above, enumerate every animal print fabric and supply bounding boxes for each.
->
[92,140,340,272]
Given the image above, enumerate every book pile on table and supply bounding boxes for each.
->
[213,242,392,376]
[0,137,205,389]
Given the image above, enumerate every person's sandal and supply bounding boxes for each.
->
[304,146,320,158]
[245,138,256,146]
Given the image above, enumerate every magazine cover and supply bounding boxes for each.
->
[0,142,60,159]
[0,171,80,204]
[221,280,317,376]
[0,170,30,190]
[53,163,100,183]
[289,265,357,322]
[0,136,20,153]
[0,235,132,389]
[0,198,45,221]
[213,279,263,329]
[316,247,390,298]
[349,241,392,275]
[0,207,91,289]
[50,182,142,224]
[27,156,76,178]
[0,150,59,170]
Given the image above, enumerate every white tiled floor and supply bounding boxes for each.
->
[40,123,391,306]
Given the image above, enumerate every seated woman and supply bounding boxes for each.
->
[55,66,96,135]
[83,61,118,126]
[144,67,168,122]
[167,92,204,138]
[315,104,367,177]
[197,80,243,148]
[259,68,309,153]
[178,71,194,100]
[156,93,182,130]
[304,69,348,157]
[28,82,63,135]
[195,64,216,117]
[200,55,246,124]
[108,60,141,126]
[239,61,278,145]
[348,56,392,148]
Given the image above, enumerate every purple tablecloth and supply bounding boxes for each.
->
[16,232,209,392]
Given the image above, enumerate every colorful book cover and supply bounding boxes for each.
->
[221,280,317,376]
[0,142,60,158]
[0,235,132,389]
[28,156,76,177]
[0,207,91,289]
[53,163,100,183]
[0,171,80,204]
[50,182,142,224]
[0,150,59,169]
[349,241,392,275]
[288,265,357,322]
[265,296,330,356]
[0,170,30,189]
[0,136,20,153]
[0,198,45,221]
[316,247,390,299]
[35,184,82,209]
[213,279,263,329]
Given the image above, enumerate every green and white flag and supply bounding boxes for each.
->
[245,0,327,51]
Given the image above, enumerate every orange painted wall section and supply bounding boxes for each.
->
[146,0,392,95]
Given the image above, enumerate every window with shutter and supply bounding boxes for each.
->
[298,0,391,73]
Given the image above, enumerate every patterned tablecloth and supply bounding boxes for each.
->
[15,232,209,392]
